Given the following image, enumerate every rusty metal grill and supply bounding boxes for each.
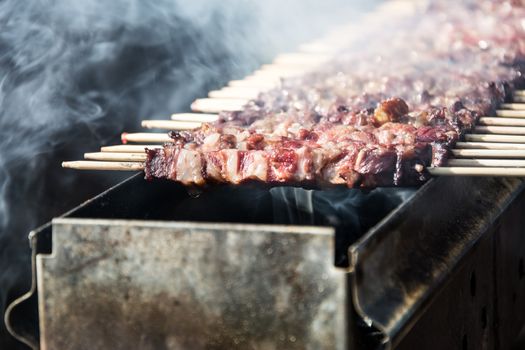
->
[5,0,525,348]
[4,175,525,349]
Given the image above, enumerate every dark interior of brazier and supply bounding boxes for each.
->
[10,174,413,349]
[61,174,415,267]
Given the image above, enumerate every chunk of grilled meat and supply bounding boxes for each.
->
[145,120,452,187]
[146,0,525,188]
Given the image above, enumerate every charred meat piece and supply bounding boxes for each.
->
[145,0,525,188]
[144,121,449,188]
[372,98,410,126]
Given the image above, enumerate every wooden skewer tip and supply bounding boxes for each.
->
[62,161,145,171]
[429,167,525,177]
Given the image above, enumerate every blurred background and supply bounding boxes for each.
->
[0,0,376,348]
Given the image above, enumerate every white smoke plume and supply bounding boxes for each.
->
[0,0,376,347]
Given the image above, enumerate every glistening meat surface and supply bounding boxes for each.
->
[145,120,437,188]
[145,0,525,188]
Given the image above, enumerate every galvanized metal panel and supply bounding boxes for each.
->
[494,192,525,349]
[8,175,524,349]
[396,227,496,350]
[348,176,525,348]
[37,220,348,350]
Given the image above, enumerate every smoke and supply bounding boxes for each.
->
[270,187,415,266]
[0,0,376,347]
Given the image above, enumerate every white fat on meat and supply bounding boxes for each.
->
[165,148,179,181]
[286,122,303,137]
[317,125,356,144]
[354,149,366,170]
[201,133,221,152]
[222,149,242,184]
[235,130,251,142]
[175,149,204,185]
[374,124,416,145]
[273,121,292,137]
[311,148,331,174]
[321,161,346,185]
[236,141,248,151]
[204,152,224,182]
[241,151,268,181]
[294,147,313,181]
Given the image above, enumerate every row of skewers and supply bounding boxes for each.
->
[62,1,525,178]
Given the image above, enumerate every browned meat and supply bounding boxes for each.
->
[372,98,410,126]
[145,0,525,188]
[145,118,442,188]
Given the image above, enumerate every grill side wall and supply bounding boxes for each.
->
[37,221,348,350]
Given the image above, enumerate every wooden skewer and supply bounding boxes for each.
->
[475,126,525,135]
[259,64,313,73]
[447,159,525,167]
[250,69,303,79]
[228,79,279,88]
[239,75,283,84]
[478,117,525,127]
[272,53,330,65]
[121,132,172,143]
[455,142,525,150]
[514,96,525,103]
[142,121,525,138]
[428,167,525,177]
[250,66,314,79]
[141,120,201,130]
[208,88,261,100]
[101,142,525,155]
[171,113,218,123]
[465,134,525,143]
[62,161,144,171]
[109,142,525,153]
[101,145,160,153]
[500,103,525,110]
[245,71,283,80]
[191,98,248,113]
[147,116,525,134]
[85,152,147,161]
[496,110,525,118]
[91,152,525,167]
[452,149,525,158]
[62,160,525,177]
